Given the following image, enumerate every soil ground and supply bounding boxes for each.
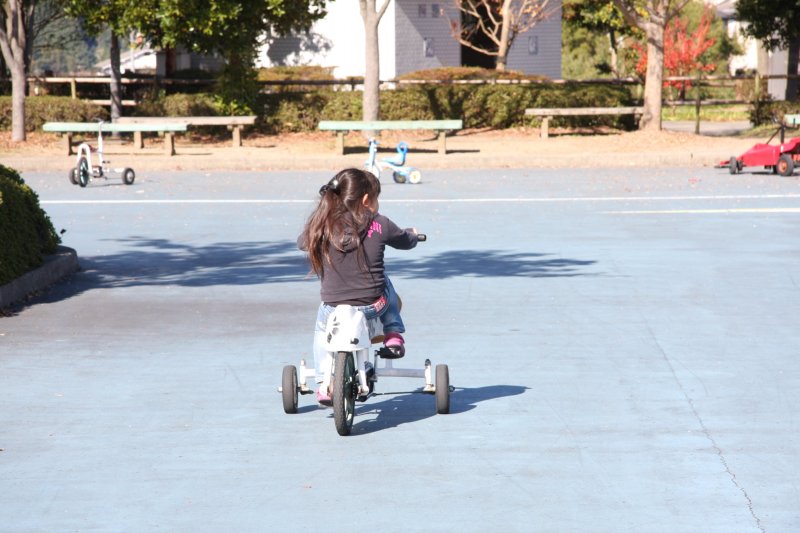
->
[1,125,762,173]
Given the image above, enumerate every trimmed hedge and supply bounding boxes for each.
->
[259,81,636,132]
[0,96,108,131]
[0,165,61,286]
[3,78,637,134]
[135,92,220,117]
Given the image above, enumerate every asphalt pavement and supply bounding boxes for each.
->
[1,166,798,531]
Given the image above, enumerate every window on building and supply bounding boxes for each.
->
[528,35,539,55]
[424,38,435,58]
[432,4,440,17]
[418,4,427,17]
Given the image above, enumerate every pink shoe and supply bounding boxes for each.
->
[383,332,405,358]
[316,386,332,406]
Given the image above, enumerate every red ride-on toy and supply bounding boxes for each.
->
[721,117,800,177]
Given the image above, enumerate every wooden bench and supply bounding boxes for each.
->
[42,121,188,156]
[524,107,644,138]
[318,119,463,155]
[116,116,256,148]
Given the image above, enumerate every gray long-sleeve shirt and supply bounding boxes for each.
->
[298,212,418,305]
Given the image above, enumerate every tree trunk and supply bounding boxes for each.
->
[785,37,800,102]
[109,33,123,122]
[495,0,512,71]
[1,0,28,141]
[10,58,26,142]
[640,21,665,131]
[361,2,381,123]
[608,29,619,78]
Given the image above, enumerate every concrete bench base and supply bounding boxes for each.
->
[117,116,257,148]
[525,107,644,139]
[319,120,463,155]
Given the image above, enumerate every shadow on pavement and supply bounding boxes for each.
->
[345,384,529,435]
[23,238,599,307]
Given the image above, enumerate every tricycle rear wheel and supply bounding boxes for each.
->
[435,364,450,414]
[122,168,136,185]
[777,154,795,176]
[77,156,90,188]
[728,157,739,175]
[281,365,298,414]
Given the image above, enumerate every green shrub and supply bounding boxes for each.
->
[0,96,108,131]
[397,66,547,82]
[748,99,800,127]
[259,91,342,132]
[0,165,61,286]
[255,80,635,133]
[135,92,219,117]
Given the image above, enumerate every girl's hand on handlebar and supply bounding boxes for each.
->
[408,227,426,241]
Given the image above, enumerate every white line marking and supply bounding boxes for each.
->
[603,207,800,214]
[39,193,800,206]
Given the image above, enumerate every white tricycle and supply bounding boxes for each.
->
[69,121,136,187]
[279,236,451,436]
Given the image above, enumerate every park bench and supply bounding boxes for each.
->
[43,121,188,156]
[116,116,257,148]
[318,119,463,155]
[524,107,644,138]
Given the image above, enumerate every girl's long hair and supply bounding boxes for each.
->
[302,168,381,277]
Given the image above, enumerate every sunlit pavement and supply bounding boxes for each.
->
[2,166,798,531]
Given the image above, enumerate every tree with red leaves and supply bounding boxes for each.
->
[632,8,716,100]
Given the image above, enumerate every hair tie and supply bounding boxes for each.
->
[319,177,340,196]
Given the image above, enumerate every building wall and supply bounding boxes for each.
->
[394,1,461,76]
[256,0,361,78]
[505,2,562,79]
[257,0,563,80]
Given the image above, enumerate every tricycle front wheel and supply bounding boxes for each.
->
[333,351,356,436]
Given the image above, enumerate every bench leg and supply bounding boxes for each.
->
[134,131,144,150]
[164,132,175,156]
[541,117,550,139]
[232,126,242,148]
[64,133,74,156]
[437,131,447,155]
[335,131,346,155]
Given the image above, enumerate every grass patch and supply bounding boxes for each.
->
[662,104,750,122]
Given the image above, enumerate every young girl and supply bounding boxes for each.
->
[298,168,421,405]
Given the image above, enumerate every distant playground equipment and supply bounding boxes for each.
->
[364,139,422,184]
[68,121,135,187]
[719,115,800,177]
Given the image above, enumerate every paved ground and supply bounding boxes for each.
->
[1,164,798,531]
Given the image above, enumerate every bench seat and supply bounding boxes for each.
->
[116,116,257,148]
[318,119,463,155]
[43,121,188,155]
[524,107,644,138]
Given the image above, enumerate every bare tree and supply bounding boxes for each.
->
[450,0,555,71]
[359,0,390,122]
[0,0,33,142]
[611,0,688,131]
